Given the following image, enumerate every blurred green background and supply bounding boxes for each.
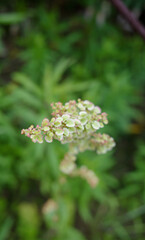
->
[0,0,145,239]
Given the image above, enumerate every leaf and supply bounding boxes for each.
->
[12,87,42,109]
[0,13,26,24]
[0,217,13,240]
[42,65,54,103]
[13,73,42,97]
[53,59,73,83]
[66,227,87,240]
[54,81,90,95]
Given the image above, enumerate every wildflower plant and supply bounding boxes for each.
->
[21,99,115,188]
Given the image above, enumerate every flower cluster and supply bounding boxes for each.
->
[42,199,58,223]
[76,166,99,188]
[21,99,115,187]
[21,99,108,144]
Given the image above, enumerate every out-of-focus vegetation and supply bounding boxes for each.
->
[0,1,145,239]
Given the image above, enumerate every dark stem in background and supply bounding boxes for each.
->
[109,0,145,41]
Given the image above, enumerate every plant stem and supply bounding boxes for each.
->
[109,0,145,41]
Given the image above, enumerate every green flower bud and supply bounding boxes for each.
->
[68,127,75,133]
[45,134,53,143]
[103,119,108,124]
[37,135,43,143]
[29,125,34,130]
[42,118,49,127]
[77,124,84,130]
[57,135,63,141]
[43,126,50,131]
[77,103,85,110]
[30,135,37,143]
[99,122,104,128]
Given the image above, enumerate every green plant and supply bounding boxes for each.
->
[1,2,145,239]
[0,63,117,240]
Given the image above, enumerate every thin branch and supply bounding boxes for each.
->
[109,0,145,41]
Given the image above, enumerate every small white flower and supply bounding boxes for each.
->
[45,135,53,143]
[60,160,76,174]
[37,135,43,143]
[79,111,87,117]
[30,135,37,143]
[77,103,85,110]
[63,128,69,137]
[94,106,101,114]
[43,126,50,131]
[57,117,63,122]
[62,114,70,120]
[85,122,91,130]
[66,119,75,127]
[83,100,90,105]
[103,119,108,124]
[57,135,63,141]
[99,123,104,128]
[64,103,69,109]
[74,119,81,125]
[77,125,84,131]
[92,121,100,130]
[68,127,75,133]
[80,118,88,125]
[54,121,61,127]
[87,103,94,111]
[42,118,49,127]
[55,129,64,136]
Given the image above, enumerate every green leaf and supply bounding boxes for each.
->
[53,59,73,83]
[0,217,13,240]
[13,73,42,97]
[0,13,26,25]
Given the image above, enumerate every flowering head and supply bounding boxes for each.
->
[21,99,115,187]
[21,99,109,144]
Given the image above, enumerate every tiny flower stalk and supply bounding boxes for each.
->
[21,99,115,187]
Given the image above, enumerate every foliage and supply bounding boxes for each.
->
[0,1,145,240]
